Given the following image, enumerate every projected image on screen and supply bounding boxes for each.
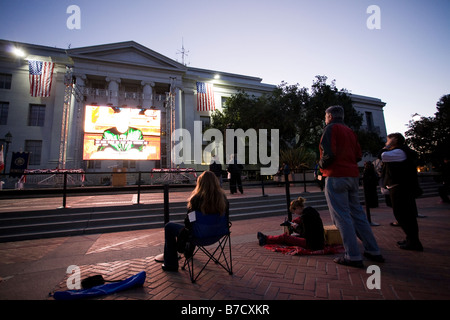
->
[83,105,161,160]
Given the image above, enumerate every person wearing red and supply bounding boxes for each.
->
[319,105,384,268]
[257,197,325,251]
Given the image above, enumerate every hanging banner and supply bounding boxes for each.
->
[10,152,30,177]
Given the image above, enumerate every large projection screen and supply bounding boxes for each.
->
[83,105,161,160]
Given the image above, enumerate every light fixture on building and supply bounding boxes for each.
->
[5,132,12,144]
[12,47,25,57]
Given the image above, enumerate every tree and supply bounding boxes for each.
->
[306,76,362,153]
[356,130,385,157]
[280,147,316,171]
[405,94,450,165]
[210,75,385,167]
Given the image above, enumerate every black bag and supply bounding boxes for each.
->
[81,275,122,289]
[81,275,106,289]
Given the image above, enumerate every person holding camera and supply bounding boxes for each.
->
[257,197,325,251]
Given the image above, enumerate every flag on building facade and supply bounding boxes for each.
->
[29,60,55,97]
[196,82,215,111]
[10,152,30,177]
[0,146,4,172]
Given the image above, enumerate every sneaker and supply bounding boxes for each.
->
[333,257,364,269]
[257,232,267,246]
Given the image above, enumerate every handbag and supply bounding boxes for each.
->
[81,275,123,289]
[81,275,106,289]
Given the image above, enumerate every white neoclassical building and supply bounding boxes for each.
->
[0,39,387,177]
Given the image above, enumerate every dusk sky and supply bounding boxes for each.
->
[1,0,449,136]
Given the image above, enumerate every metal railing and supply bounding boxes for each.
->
[0,169,442,226]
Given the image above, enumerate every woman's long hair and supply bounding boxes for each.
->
[188,171,227,215]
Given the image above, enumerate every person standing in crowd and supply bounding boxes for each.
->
[380,133,423,251]
[209,156,223,187]
[319,105,384,268]
[362,161,379,208]
[314,160,324,191]
[227,154,244,194]
[438,157,450,203]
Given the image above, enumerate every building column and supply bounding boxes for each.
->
[47,70,67,168]
[106,77,121,106]
[69,74,86,169]
[175,86,183,131]
[141,81,155,108]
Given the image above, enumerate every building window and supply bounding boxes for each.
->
[0,102,9,125]
[90,80,106,90]
[221,96,229,109]
[29,104,46,126]
[87,160,101,169]
[365,112,374,131]
[200,116,211,131]
[122,160,136,169]
[25,140,42,165]
[0,73,12,90]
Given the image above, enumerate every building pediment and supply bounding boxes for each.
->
[68,41,186,71]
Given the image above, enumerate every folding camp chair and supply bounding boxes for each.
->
[181,210,233,283]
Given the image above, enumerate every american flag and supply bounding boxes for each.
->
[0,146,4,172]
[29,60,55,97]
[196,82,215,111]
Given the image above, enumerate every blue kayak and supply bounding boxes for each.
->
[53,271,146,300]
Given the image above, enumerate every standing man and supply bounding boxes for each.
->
[209,156,223,187]
[319,105,384,268]
[438,157,450,203]
[380,133,423,251]
[227,154,244,194]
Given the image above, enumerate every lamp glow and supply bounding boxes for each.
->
[12,47,25,57]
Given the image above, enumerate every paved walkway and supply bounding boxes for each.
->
[0,185,449,304]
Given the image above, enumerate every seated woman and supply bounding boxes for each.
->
[162,171,229,271]
[257,197,325,251]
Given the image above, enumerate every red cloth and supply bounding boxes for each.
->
[263,244,344,256]
[266,234,307,247]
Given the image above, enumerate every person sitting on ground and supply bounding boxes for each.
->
[162,171,229,272]
[257,197,325,251]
